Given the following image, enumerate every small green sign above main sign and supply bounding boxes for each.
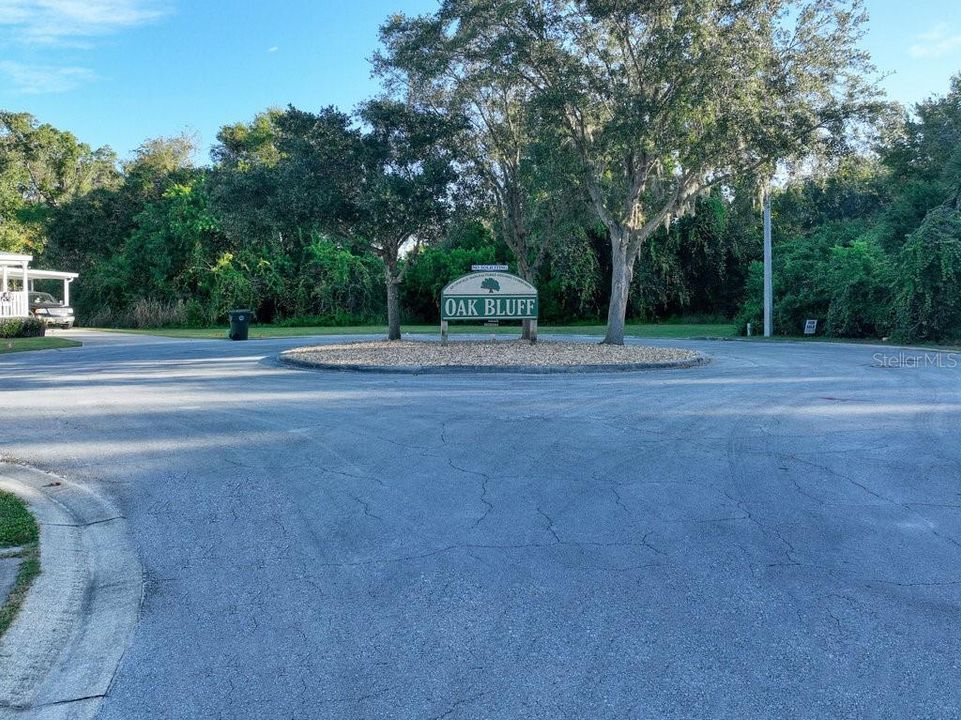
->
[441,272,538,320]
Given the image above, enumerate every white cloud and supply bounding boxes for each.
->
[0,0,168,44]
[0,61,95,93]
[909,24,961,59]
[268,46,278,53]
[0,1,168,93]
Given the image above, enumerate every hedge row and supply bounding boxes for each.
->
[0,317,45,338]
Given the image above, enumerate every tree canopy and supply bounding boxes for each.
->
[380,0,878,342]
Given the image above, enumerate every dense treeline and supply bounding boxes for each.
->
[2,2,960,343]
[0,104,760,329]
[737,77,961,343]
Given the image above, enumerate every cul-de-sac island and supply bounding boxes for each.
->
[2,2,961,719]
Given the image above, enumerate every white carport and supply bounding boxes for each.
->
[0,252,79,318]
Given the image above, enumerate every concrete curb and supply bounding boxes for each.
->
[277,350,711,375]
[0,463,142,720]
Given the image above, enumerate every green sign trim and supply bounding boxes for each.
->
[442,295,538,320]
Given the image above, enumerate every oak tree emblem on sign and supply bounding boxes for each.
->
[481,277,500,293]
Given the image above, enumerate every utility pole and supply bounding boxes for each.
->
[763,190,773,338]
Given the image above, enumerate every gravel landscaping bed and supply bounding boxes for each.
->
[281,340,707,373]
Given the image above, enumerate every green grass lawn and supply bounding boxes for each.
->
[738,334,961,352]
[0,490,40,638]
[0,337,82,354]
[0,491,38,547]
[98,322,738,340]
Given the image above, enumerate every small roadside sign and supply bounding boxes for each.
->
[804,319,818,335]
[471,264,509,272]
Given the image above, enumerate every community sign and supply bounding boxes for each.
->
[441,272,538,321]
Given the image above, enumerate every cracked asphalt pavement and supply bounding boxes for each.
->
[2,330,960,719]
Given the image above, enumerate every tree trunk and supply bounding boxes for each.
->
[603,233,634,345]
[521,319,532,341]
[515,258,533,341]
[519,263,533,341]
[386,261,402,341]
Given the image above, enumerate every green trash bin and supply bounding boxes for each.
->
[228,309,251,341]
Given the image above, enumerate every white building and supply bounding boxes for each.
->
[0,252,78,319]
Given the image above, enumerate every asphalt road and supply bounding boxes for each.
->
[2,331,960,719]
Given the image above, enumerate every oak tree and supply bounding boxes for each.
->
[385,0,878,343]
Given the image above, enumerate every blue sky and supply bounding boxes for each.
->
[1,1,959,162]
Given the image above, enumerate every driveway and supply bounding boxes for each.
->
[2,332,959,718]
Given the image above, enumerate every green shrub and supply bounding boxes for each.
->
[207,251,258,320]
[0,317,45,338]
[402,244,499,322]
[735,220,888,337]
[895,202,961,342]
[733,261,764,334]
[183,297,212,327]
[292,235,382,321]
[825,238,895,337]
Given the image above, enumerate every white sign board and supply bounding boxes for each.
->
[442,272,537,320]
[440,271,539,343]
[804,319,818,335]
[471,264,509,272]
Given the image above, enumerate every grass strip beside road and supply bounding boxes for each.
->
[738,335,961,352]
[0,492,38,547]
[0,337,82,354]
[0,490,40,638]
[96,323,739,340]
